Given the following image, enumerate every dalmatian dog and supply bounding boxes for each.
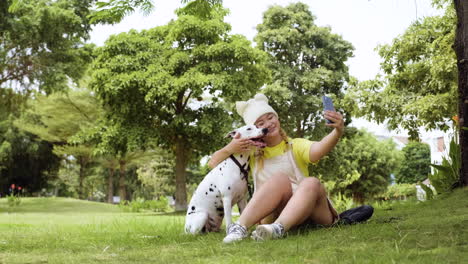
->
[185,125,268,234]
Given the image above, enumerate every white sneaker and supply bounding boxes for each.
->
[251,223,285,241]
[223,222,248,243]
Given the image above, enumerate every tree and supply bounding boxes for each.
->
[311,128,402,202]
[87,118,153,202]
[115,150,156,200]
[1,0,95,93]
[395,142,431,184]
[453,0,468,186]
[97,155,119,203]
[90,4,270,211]
[0,88,60,195]
[88,0,223,24]
[344,3,456,140]
[14,88,103,198]
[254,2,354,138]
[137,149,175,199]
[88,0,155,24]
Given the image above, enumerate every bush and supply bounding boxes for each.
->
[429,129,460,193]
[312,128,402,202]
[376,183,416,200]
[119,197,170,213]
[395,142,431,183]
[7,194,21,207]
[330,192,356,213]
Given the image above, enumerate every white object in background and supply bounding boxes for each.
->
[416,185,426,201]
[113,196,121,204]
[166,196,175,207]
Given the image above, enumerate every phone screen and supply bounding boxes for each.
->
[322,96,335,124]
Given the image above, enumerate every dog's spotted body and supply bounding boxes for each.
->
[185,125,267,234]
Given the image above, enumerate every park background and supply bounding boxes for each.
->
[0,0,467,262]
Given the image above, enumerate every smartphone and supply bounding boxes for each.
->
[322,95,335,124]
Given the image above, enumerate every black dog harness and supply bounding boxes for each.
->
[229,154,253,198]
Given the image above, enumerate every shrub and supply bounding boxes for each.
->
[330,192,356,213]
[376,183,416,200]
[429,128,460,193]
[7,194,21,207]
[119,197,170,213]
[312,128,402,202]
[395,142,431,183]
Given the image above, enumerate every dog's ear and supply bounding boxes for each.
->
[225,130,239,138]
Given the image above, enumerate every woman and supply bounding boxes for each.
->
[208,94,344,243]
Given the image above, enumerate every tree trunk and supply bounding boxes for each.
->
[454,0,468,186]
[118,160,127,201]
[352,192,364,204]
[107,167,115,203]
[174,140,189,211]
[78,156,86,199]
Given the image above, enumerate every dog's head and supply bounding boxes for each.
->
[226,125,268,148]
[185,206,208,234]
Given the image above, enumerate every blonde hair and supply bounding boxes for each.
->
[255,128,290,171]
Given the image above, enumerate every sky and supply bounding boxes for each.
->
[89,0,443,137]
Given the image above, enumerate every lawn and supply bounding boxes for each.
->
[0,189,467,264]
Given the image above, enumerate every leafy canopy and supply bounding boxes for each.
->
[0,88,60,194]
[255,2,354,138]
[344,3,456,139]
[90,4,270,156]
[311,128,402,200]
[1,0,95,93]
[90,3,270,209]
[395,142,431,184]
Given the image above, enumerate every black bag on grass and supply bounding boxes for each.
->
[337,205,374,225]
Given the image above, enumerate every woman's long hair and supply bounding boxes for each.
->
[254,128,290,171]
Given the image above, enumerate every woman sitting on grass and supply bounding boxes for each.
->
[208,93,345,243]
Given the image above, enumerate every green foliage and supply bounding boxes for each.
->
[344,4,456,139]
[91,3,270,208]
[15,88,103,144]
[6,194,21,207]
[136,149,175,198]
[255,2,354,138]
[376,183,416,200]
[89,0,154,24]
[395,142,431,183]
[119,197,170,213]
[179,0,223,19]
[419,183,435,200]
[88,0,224,25]
[312,128,402,201]
[1,0,95,93]
[186,162,210,186]
[330,192,356,213]
[91,10,269,150]
[0,88,61,194]
[13,88,104,198]
[429,130,460,193]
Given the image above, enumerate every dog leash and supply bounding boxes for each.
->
[229,154,253,198]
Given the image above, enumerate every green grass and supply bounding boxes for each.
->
[0,189,467,264]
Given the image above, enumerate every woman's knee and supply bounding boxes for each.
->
[300,177,325,196]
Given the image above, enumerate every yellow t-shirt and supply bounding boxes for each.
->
[249,138,316,177]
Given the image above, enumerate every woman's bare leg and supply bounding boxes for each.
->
[238,173,292,228]
[275,177,334,231]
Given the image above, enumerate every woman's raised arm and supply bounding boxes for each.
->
[309,110,344,163]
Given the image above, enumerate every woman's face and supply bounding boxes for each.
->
[254,113,281,139]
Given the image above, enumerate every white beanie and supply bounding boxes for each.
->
[235,94,278,125]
